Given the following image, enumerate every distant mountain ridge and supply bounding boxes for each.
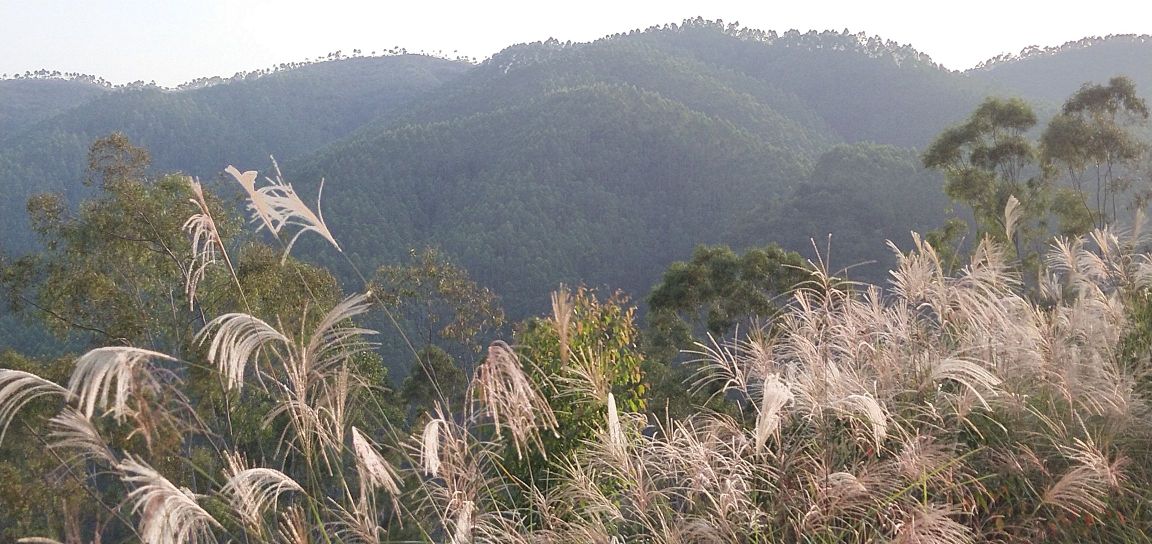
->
[1,21,1149,321]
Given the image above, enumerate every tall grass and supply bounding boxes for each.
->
[3,166,1152,543]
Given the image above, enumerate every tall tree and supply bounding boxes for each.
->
[1041,76,1151,231]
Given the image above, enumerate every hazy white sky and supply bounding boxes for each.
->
[1,0,1147,86]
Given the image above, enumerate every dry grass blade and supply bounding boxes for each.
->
[222,452,304,535]
[470,341,558,459]
[68,347,174,423]
[118,455,219,544]
[196,313,289,391]
[0,369,68,444]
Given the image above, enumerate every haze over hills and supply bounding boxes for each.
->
[1,20,1150,321]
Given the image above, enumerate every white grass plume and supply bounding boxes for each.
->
[303,292,376,375]
[470,341,558,459]
[421,416,445,477]
[892,504,974,544]
[1042,438,1123,517]
[182,176,221,308]
[196,313,289,391]
[351,426,402,497]
[118,455,219,544]
[226,160,340,263]
[754,374,793,453]
[68,347,173,423]
[0,369,68,444]
[222,452,304,535]
[48,406,116,465]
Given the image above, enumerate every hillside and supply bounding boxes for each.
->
[2,21,1151,322]
[970,34,1152,106]
[0,77,111,137]
[0,55,470,249]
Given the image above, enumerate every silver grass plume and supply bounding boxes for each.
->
[221,452,304,536]
[225,161,340,263]
[68,347,173,423]
[470,341,558,459]
[350,426,402,497]
[196,313,289,391]
[0,369,68,444]
[754,374,792,453]
[48,406,116,466]
[892,504,974,544]
[181,176,221,308]
[118,455,219,544]
[1042,438,1124,517]
[421,416,445,477]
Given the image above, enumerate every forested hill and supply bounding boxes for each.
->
[0,55,470,247]
[969,35,1152,106]
[2,22,1150,321]
[0,77,112,136]
[290,21,1005,315]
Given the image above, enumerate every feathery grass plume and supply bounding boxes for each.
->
[226,160,340,263]
[892,504,974,544]
[303,292,376,375]
[449,499,475,544]
[1042,438,1124,517]
[1003,194,1022,243]
[928,357,1002,410]
[421,416,445,477]
[551,285,573,367]
[47,406,116,466]
[470,340,558,459]
[224,165,274,234]
[276,506,309,544]
[606,391,624,454]
[196,313,289,391]
[68,347,173,423]
[687,333,755,401]
[350,426,402,497]
[118,455,219,544]
[182,176,220,307]
[754,373,792,452]
[17,539,65,544]
[0,369,68,444]
[832,392,889,448]
[265,292,374,467]
[221,452,304,536]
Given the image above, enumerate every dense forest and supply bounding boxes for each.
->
[2,19,1152,543]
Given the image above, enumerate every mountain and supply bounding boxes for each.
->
[969,34,1152,107]
[0,77,112,137]
[0,55,470,249]
[2,21,1151,324]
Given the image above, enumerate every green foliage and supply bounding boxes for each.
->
[923,97,1044,244]
[506,287,646,495]
[372,246,505,355]
[647,244,808,355]
[1041,76,1151,230]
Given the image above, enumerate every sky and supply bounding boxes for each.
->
[1,0,1148,87]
